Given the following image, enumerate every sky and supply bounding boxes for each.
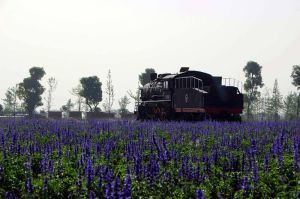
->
[0,0,300,111]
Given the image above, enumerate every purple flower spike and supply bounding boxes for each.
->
[196,189,205,199]
[25,178,33,194]
[42,177,48,191]
[242,176,249,197]
[264,155,269,172]
[123,174,132,198]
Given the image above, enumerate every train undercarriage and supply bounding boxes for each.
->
[137,102,242,122]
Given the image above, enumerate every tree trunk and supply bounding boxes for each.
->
[28,109,34,118]
[87,104,93,112]
[247,101,251,120]
[93,104,99,112]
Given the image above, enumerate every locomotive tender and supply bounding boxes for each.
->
[136,67,244,121]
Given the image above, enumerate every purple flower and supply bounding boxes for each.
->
[111,177,121,198]
[42,177,48,191]
[242,176,249,197]
[85,159,94,189]
[253,162,259,185]
[25,178,33,193]
[89,191,96,199]
[163,171,171,182]
[134,155,142,180]
[5,192,18,199]
[241,153,246,172]
[105,182,111,199]
[250,139,256,158]
[293,137,299,172]
[264,155,269,172]
[194,163,200,183]
[196,189,205,199]
[123,174,132,198]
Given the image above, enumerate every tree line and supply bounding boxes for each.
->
[0,68,148,118]
[0,64,299,120]
[243,62,300,120]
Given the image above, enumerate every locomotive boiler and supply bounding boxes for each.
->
[136,67,244,121]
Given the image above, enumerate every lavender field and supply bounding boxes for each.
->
[0,119,299,198]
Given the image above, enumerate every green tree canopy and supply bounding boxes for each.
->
[291,65,300,119]
[29,67,46,80]
[80,76,102,112]
[0,104,3,115]
[243,61,264,119]
[118,95,130,116]
[2,86,19,114]
[284,92,298,120]
[17,67,46,117]
[291,65,300,89]
[139,68,156,86]
[61,99,74,113]
[270,79,283,120]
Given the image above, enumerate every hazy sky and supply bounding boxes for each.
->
[1,0,300,111]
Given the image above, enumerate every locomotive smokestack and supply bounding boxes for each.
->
[150,73,157,81]
[180,67,189,73]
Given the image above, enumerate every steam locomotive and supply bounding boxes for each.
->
[136,67,244,121]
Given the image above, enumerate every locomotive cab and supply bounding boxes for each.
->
[172,76,207,119]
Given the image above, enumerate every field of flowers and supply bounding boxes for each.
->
[0,119,299,198]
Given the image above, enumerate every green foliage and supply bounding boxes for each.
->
[61,99,74,112]
[2,86,20,114]
[291,65,300,119]
[17,67,46,117]
[80,76,102,112]
[284,92,298,120]
[269,79,283,120]
[291,65,300,89]
[0,120,299,198]
[139,68,156,86]
[243,61,264,118]
[118,95,130,116]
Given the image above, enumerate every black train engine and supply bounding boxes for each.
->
[136,67,244,121]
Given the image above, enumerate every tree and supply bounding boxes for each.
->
[45,77,57,112]
[127,89,140,102]
[0,104,3,115]
[243,61,264,119]
[103,69,115,113]
[79,76,102,112]
[2,86,19,115]
[262,87,273,121]
[139,68,156,86]
[283,92,298,120]
[269,79,283,121]
[118,95,131,116]
[17,67,46,117]
[291,65,300,119]
[252,93,264,120]
[291,65,300,89]
[61,99,74,113]
[127,84,141,112]
[71,84,84,112]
